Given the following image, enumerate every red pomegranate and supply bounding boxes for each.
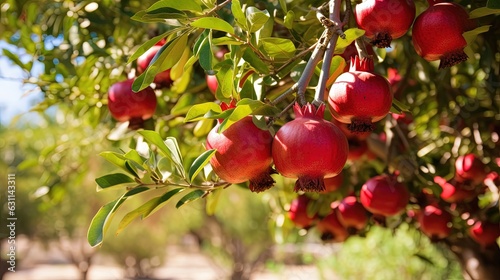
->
[137,45,173,87]
[328,56,393,133]
[288,195,316,228]
[206,74,218,95]
[206,112,275,192]
[336,196,368,230]
[360,174,410,216]
[355,0,416,48]
[455,154,487,185]
[322,173,344,193]
[107,79,157,126]
[317,210,349,242]
[433,176,476,203]
[418,205,452,239]
[412,2,475,69]
[272,103,349,192]
[469,221,500,246]
[347,138,369,161]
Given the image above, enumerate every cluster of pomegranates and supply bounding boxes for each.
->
[355,0,476,68]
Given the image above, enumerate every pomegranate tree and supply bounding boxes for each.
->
[455,154,487,185]
[137,45,173,88]
[107,79,157,127]
[417,205,453,239]
[328,56,393,132]
[469,221,500,247]
[355,0,416,48]
[288,195,316,229]
[316,210,349,242]
[336,196,368,231]
[206,113,275,193]
[360,174,410,216]
[272,103,348,192]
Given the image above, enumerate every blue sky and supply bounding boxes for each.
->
[0,41,43,125]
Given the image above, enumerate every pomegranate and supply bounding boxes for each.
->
[328,56,393,133]
[107,79,157,127]
[206,74,218,95]
[336,196,368,230]
[469,221,500,246]
[206,112,275,193]
[288,195,316,228]
[360,174,410,216]
[322,173,344,193]
[455,154,487,185]
[316,210,349,242]
[412,2,475,69]
[272,103,349,192]
[347,138,369,161]
[355,0,416,48]
[433,176,476,203]
[418,205,452,239]
[137,45,173,87]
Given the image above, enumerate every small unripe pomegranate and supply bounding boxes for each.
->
[317,210,349,242]
[355,0,416,48]
[360,174,410,216]
[272,103,349,192]
[455,154,487,185]
[418,205,452,239]
[322,173,344,193]
[328,56,393,133]
[206,75,218,95]
[206,112,275,192]
[469,221,500,246]
[337,196,368,230]
[137,45,173,87]
[288,195,316,228]
[433,176,477,203]
[107,79,157,126]
[412,2,475,69]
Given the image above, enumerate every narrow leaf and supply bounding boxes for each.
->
[231,0,248,30]
[469,7,500,18]
[176,189,206,208]
[100,152,138,178]
[206,188,222,215]
[138,130,172,159]
[185,102,222,122]
[259,38,296,59]
[95,173,135,189]
[246,7,270,33]
[146,0,202,12]
[191,17,234,34]
[189,149,217,182]
[242,48,270,74]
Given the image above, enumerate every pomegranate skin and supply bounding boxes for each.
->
[412,3,473,69]
[137,45,173,87]
[322,173,344,193]
[206,116,275,192]
[317,211,349,242]
[355,0,416,48]
[455,154,487,185]
[272,103,349,192]
[418,205,452,239]
[107,79,157,124]
[206,74,218,95]
[360,174,410,216]
[288,195,316,229]
[469,221,500,246]
[434,176,476,203]
[337,196,368,230]
[328,57,393,133]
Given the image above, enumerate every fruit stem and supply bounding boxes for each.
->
[355,38,372,60]
[313,0,342,107]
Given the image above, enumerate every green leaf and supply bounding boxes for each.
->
[212,36,244,46]
[231,0,248,31]
[259,38,296,59]
[116,188,184,235]
[246,7,270,33]
[176,189,206,208]
[171,93,197,116]
[193,119,215,137]
[133,33,189,92]
[124,150,146,165]
[469,7,500,18]
[242,48,270,74]
[147,0,202,12]
[100,152,139,178]
[185,102,222,122]
[87,187,149,247]
[200,0,216,9]
[284,10,294,29]
[220,67,234,98]
[391,98,411,114]
[191,17,234,34]
[95,173,135,189]
[3,48,28,70]
[138,131,173,160]
[198,36,214,72]
[463,25,491,58]
[279,0,288,13]
[132,8,187,23]
[189,149,217,182]
[165,137,184,171]
[334,28,365,53]
[206,188,222,215]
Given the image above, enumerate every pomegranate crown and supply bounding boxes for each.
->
[293,102,326,119]
[349,56,374,72]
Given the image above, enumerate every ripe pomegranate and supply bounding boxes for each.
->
[288,195,316,228]
[418,205,452,239]
[272,103,348,192]
[355,0,416,48]
[469,221,500,246]
[455,154,487,185]
[107,79,157,127]
[317,210,349,242]
[328,56,393,133]
[337,196,368,230]
[412,2,476,69]
[360,174,410,216]
[322,173,344,193]
[206,75,218,95]
[347,138,369,161]
[433,176,476,203]
[137,45,173,87]
[206,112,275,192]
